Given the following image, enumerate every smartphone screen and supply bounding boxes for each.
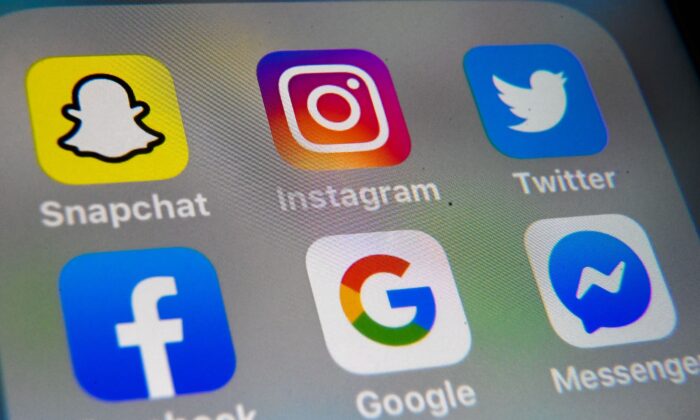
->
[0,1,698,419]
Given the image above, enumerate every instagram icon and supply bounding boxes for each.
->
[257,49,411,170]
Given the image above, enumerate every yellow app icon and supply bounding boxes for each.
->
[26,55,188,185]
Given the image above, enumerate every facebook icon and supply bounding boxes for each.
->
[58,247,236,402]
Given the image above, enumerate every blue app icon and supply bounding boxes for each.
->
[548,231,651,333]
[464,44,607,158]
[526,214,676,348]
[59,247,235,402]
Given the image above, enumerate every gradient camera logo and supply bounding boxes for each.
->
[257,49,411,170]
[525,214,676,348]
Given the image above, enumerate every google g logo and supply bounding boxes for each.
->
[340,255,436,346]
[306,230,471,375]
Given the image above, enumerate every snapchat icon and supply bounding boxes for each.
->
[26,55,188,185]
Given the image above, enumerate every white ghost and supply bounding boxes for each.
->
[59,75,164,161]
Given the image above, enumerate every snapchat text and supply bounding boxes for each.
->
[40,193,210,229]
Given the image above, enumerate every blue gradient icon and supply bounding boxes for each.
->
[59,247,235,401]
[464,44,607,158]
[526,214,676,348]
[549,231,651,333]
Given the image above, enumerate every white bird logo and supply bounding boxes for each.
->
[575,261,626,299]
[492,70,567,133]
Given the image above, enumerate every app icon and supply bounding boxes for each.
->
[59,248,235,401]
[306,230,470,374]
[464,44,607,158]
[257,49,411,170]
[525,214,676,348]
[26,55,188,184]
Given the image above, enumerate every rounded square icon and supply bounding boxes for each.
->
[257,49,411,170]
[58,247,235,401]
[26,55,188,185]
[306,230,471,374]
[525,214,676,348]
[464,44,607,159]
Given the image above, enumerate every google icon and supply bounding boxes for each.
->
[340,254,436,346]
[307,230,471,375]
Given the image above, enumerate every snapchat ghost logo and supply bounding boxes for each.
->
[60,75,165,162]
[26,55,188,185]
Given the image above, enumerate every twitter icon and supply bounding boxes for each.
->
[464,44,607,158]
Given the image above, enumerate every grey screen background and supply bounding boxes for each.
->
[0,1,698,419]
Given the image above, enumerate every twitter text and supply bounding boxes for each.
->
[512,169,616,195]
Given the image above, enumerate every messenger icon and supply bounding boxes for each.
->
[525,214,676,348]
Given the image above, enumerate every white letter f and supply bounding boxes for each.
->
[116,276,183,399]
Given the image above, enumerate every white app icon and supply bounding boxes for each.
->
[278,64,389,153]
[493,70,567,133]
[306,230,471,374]
[525,214,676,348]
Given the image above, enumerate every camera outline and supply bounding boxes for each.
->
[278,64,389,153]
